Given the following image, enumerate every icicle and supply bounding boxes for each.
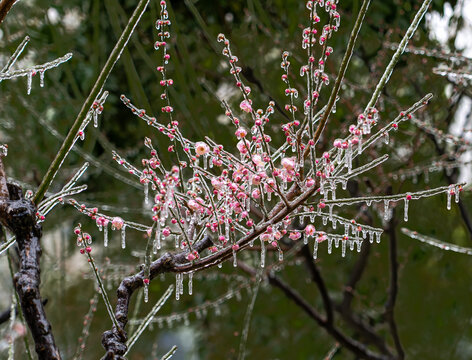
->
[447,188,452,210]
[144,283,149,303]
[174,235,179,248]
[278,248,283,261]
[349,239,354,251]
[356,240,362,252]
[313,240,318,259]
[154,226,161,252]
[267,191,272,202]
[310,213,315,222]
[375,232,381,243]
[303,234,308,245]
[384,132,389,145]
[27,71,32,95]
[39,70,45,87]
[344,224,349,235]
[233,250,237,267]
[218,262,222,268]
[121,225,127,249]
[341,239,347,257]
[103,224,109,247]
[144,182,149,204]
[384,200,390,221]
[332,218,337,229]
[368,231,374,243]
[175,274,180,300]
[404,198,409,221]
[334,237,340,248]
[341,180,347,190]
[328,205,333,223]
[93,112,98,128]
[260,238,266,268]
[455,186,460,203]
[327,236,333,254]
[322,216,328,226]
[250,239,254,247]
[188,272,193,295]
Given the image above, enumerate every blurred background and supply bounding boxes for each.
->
[0,0,472,359]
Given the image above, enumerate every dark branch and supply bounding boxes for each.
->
[101,236,213,359]
[300,245,333,324]
[0,176,60,359]
[0,0,16,25]
[384,211,404,359]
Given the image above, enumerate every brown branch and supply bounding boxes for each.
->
[300,245,333,324]
[0,0,16,25]
[101,236,213,359]
[302,243,392,356]
[0,176,61,359]
[384,211,404,360]
[238,261,390,360]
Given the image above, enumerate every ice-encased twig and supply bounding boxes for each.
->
[1,36,30,73]
[322,183,465,208]
[160,345,178,360]
[402,228,472,255]
[0,53,73,90]
[0,236,16,257]
[124,285,174,356]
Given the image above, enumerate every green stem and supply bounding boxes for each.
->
[33,0,150,205]
[365,0,432,111]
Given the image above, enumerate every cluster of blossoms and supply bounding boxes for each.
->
[66,0,464,300]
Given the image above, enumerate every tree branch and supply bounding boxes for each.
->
[0,159,60,360]
[384,212,404,359]
[101,236,213,359]
[0,0,16,25]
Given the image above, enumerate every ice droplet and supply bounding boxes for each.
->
[103,224,109,247]
[121,225,127,249]
[27,71,32,95]
[39,70,45,87]
[384,200,390,221]
[404,198,409,222]
[144,182,149,204]
[188,272,193,295]
[313,240,318,260]
[260,238,266,268]
[144,283,149,303]
[447,188,452,210]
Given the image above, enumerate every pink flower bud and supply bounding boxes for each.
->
[305,224,316,236]
[112,217,124,230]
[240,100,252,113]
[289,232,301,240]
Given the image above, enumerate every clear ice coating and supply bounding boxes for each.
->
[144,283,149,303]
[404,198,409,222]
[188,272,193,295]
[104,224,109,247]
[121,225,127,249]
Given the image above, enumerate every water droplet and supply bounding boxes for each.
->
[121,225,126,249]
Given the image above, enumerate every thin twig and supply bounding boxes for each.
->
[33,0,151,205]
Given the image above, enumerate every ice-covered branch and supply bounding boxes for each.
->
[402,228,472,255]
